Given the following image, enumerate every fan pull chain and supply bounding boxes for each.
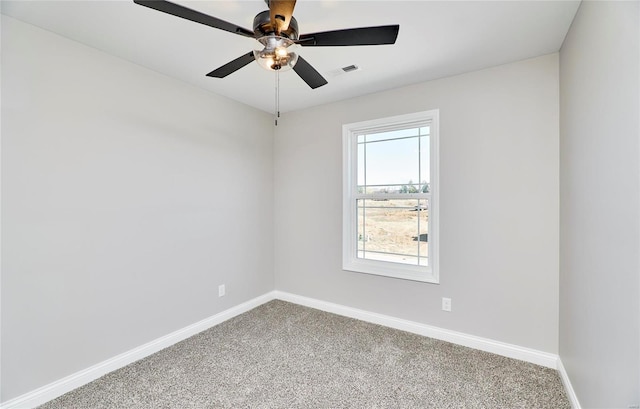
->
[274,71,281,126]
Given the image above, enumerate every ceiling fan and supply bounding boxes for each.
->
[133,0,400,89]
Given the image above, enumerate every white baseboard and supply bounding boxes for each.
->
[3,290,569,408]
[0,293,275,409]
[274,291,560,369]
[557,358,582,409]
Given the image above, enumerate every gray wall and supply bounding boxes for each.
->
[1,16,274,401]
[559,1,640,408]
[274,54,560,354]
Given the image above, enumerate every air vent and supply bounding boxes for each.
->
[342,64,360,73]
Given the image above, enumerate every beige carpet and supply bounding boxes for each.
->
[38,300,570,408]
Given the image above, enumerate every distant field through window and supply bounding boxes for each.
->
[357,198,428,266]
[343,111,439,283]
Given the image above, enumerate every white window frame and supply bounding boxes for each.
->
[342,110,439,283]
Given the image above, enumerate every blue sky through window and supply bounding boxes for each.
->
[357,126,430,190]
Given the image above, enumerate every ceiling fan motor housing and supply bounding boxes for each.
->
[253,10,299,40]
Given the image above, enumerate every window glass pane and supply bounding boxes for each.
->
[420,126,430,136]
[364,136,420,187]
[363,184,422,195]
[356,199,428,266]
[357,143,365,188]
[419,135,430,188]
[365,127,420,143]
[360,252,422,265]
[418,199,429,266]
[357,203,366,251]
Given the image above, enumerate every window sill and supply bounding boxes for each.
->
[343,258,439,283]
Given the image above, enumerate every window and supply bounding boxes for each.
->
[342,110,439,283]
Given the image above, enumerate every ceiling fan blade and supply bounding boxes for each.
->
[206,52,255,78]
[133,0,255,38]
[298,25,399,47]
[268,0,296,34]
[293,56,327,89]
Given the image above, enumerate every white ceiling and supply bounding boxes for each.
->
[1,0,580,114]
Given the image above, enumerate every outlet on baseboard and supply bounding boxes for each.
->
[442,297,451,312]
[218,284,226,297]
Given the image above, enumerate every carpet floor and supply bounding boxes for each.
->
[38,300,570,408]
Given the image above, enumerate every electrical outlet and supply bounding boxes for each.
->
[442,297,452,312]
[218,284,225,297]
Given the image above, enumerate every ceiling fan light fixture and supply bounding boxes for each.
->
[254,36,298,72]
